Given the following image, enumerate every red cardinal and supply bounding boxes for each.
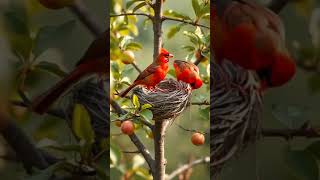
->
[31,31,109,114]
[212,0,295,89]
[119,48,173,97]
[173,60,202,89]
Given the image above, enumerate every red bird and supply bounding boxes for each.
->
[31,31,108,114]
[173,60,202,89]
[119,48,173,97]
[212,0,295,89]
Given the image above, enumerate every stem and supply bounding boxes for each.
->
[153,0,163,62]
[153,120,170,180]
[110,13,152,19]
[162,16,209,29]
[69,0,104,37]
[166,156,210,180]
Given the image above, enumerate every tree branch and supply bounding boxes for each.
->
[69,0,104,37]
[110,13,153,20]
[110,99,155,174]
[0,120,53,172]
[152,0,163,62]
[131,62,142,73]
[154,120,170,180]
[162,16,209,29]
[166,156,210,180]
[262,128,320,139]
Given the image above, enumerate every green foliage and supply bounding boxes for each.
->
[72,104,95,144]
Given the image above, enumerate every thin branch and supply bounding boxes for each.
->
[175,123,206,135]
[110,99,155,173]
[122,150,140,154]
[69,0,104,37]
[129,133,155,174]
[0,120,50,171]
[11,100,66,119]
[166,156,210,180]
[131,62,142,73]
[162,16,209,29]
[110,13,153,20]
[262,128,320,139]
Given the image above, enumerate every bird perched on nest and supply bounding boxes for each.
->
[212,0,296,90]
[119,48,173,97]
[173,60,203,89]
[31,30,108,114]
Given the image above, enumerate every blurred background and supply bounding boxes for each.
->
[219,0,320,180]
[110,0,210,179]
[0,0,107,179]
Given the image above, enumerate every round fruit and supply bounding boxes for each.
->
[121,121,135,135]
[115,120,122,127]
[39,0,74,9]
[191,132,205,146]
[121,50,135,64]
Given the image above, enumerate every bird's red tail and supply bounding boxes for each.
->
[119,83,137,97]
[31,66,90,114]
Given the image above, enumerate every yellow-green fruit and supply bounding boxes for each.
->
[39,0,74,9]
[121,50,135,64]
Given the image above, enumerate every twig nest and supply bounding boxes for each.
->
[133,78,192,121]
[211,60,263,177]
[64,78,109,140]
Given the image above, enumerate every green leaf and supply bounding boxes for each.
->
[140,109,153,122]
[132,94,140,108]
[167,24,184,39]
[35,61,68,77]
[199,107,210,120]
[285,150,318,180]
[141,103,152,110]
[192,0,201,17]
[133,2,147,13]
[72,104,95,143]
[110,143,122,168]
[183,31,201,46]
[163,10,192,20]
[33,20,76,58]
[126,42,143,51]
[182,45,196,52]
[126,0,144,9]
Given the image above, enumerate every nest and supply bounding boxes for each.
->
[211,60,263,177]
[133,78,192,121]
[61,78,109,143]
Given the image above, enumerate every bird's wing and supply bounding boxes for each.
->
[135,64,160,82]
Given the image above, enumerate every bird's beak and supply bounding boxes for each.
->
[169,54,174,58]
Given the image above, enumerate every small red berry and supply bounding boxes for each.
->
[121,121,134,135]
[191,132,205,146]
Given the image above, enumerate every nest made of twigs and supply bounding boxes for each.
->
[133,78,192,121]
[211,60,263,177]
[62,78,109,140]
